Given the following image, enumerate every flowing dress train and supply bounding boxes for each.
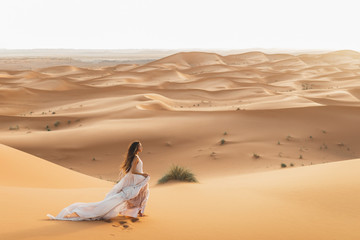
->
[47,157,150,221]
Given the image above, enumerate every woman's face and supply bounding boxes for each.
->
[138,143,143,153]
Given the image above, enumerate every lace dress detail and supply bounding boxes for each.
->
[47,156,150,220]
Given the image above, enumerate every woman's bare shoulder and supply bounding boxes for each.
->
[132,156,139,166]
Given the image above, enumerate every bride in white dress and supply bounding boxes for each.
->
[47,141,150,221]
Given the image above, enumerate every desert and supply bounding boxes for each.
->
[1,50,360,239]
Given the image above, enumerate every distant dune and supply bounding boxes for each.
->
[1,50,360,239]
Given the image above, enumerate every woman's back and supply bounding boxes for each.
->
[134,156,144,173]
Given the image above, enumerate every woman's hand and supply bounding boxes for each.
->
[142,173,149,178]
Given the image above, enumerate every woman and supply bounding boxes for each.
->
[47,141,150,221]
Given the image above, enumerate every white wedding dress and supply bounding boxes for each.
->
[47,157,150,221]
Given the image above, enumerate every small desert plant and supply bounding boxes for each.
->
[52,112,56,114]
[253,153,260,159]
[299,154,303,159]
[67,120,71,124]
[290,163,294,167]
[277,140,281,145]
[223,131,228,136]
[9,125,19,130]
[220,139,226,145]
[286,135,292,141]
[281,163,287,168]
[302,83,312,90]
[54,121,60,127]
[45,125,51,131]
[158,165,198,184]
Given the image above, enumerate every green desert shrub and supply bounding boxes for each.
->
[9,125,19,130]
[54,121,60,127]
[281,163,287,168]
[158,165,198,184]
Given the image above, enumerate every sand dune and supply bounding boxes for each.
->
[0,144,359,239]
[1,50,360,239]
[0,144,111,188]
[1,51,360,180]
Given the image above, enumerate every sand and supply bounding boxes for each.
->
[1,50,360,239]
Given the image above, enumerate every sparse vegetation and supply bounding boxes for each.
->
[67,120,71,124]
[277,140,281,145]
[290,163,294,167]
[309,136,313,139]
[322,130,327,134]
[253,153,260,159]
[45,125,51,131]
[299,154,303,159]
[92,157,96,161]
[9,125,19,130]
[220,139,226,145]
[281,163,287,168]
[54,121,60,127]
[158,165,198,184]
[223,131,228,136]
[286,135,292,141]
[302,83,312,90]
[52,112,56,114]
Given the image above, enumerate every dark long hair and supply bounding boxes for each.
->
[121,141,141,173]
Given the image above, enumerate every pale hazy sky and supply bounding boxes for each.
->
[1,0,359,51]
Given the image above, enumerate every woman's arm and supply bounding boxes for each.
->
[131,157,149,177]
[133,171,149,177]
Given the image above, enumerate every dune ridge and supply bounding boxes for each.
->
[1,51,360,115]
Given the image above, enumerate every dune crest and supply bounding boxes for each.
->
[0,144,111,188]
